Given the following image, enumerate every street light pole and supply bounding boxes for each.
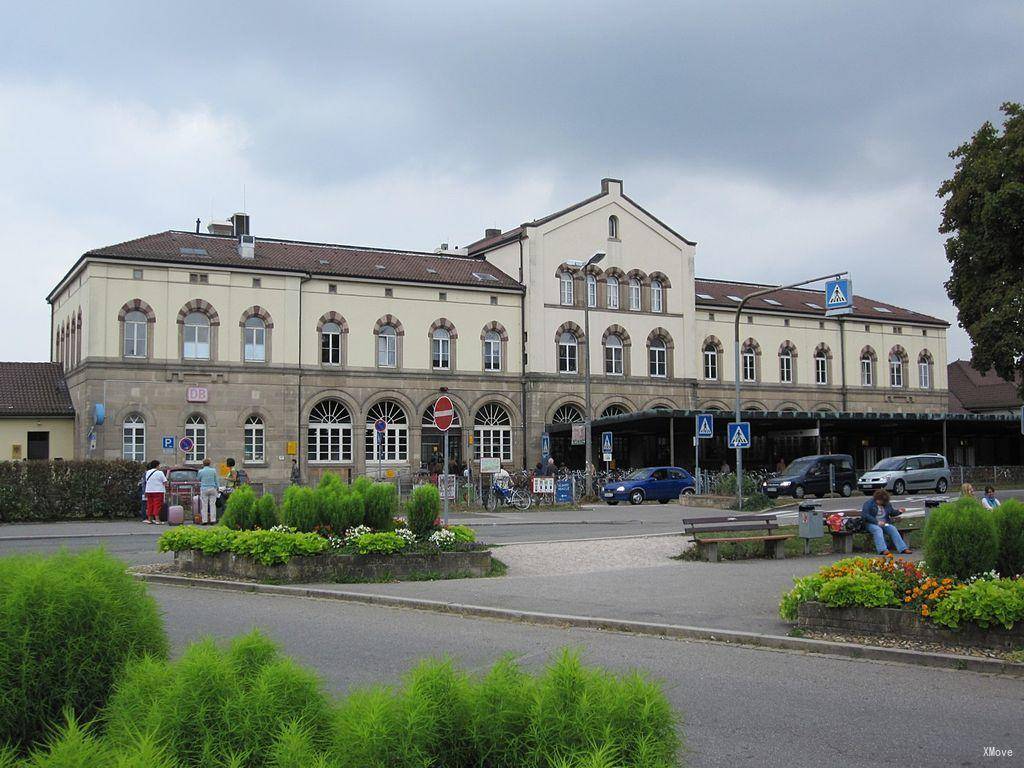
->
[733,271,847,510]
[583,252,605,501]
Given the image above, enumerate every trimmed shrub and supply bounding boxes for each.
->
[407,484,441,539]
[0,460,145,522]
[281,486,318,532]
[159,527,328,565]
[817,572,899,610]
[924,498,999,579]
[104,631,334,768]
[993,499,1024,577]
[0,549,168,752]
[363,483,397,530]
[352,531,408,555]
[351,475,373,498]
[255,493,280,530]
[221,485,258,530]
[337,491,365,532]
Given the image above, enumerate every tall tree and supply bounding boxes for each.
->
[939,102,1024,393]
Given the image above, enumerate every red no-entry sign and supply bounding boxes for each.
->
[433,395,455,432]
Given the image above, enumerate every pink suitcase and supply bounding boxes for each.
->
[167,504,185,526]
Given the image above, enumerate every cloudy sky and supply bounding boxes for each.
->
[2,1,1020,361]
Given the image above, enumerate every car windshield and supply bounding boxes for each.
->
[872,458,904,471]
[622,469,651,480]
[784,458,817,476]
[168,470,197,482]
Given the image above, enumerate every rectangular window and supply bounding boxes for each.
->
[183,325,210,359]
[605,345,622,375]
[891,361,903,388]
[490,296,498,305]
[861,359,873,386]
[365,425,408,462]
[122,422,145,461]
[439,292,447,301]
[704,349,718,380]
[560,276,574,306]
[185,424,206,463]
[378,335,397,367]
[244,424,265,463]
[307,426,352,463]
[558,342,577,373]
[629,282,641,311]
[432,336,450,369]
[649,347,667,378]
[244,326,266,362]
[607,280,619,309]
[742,352,756,382]
[328,284,337,294]
[587,278,597,308]
[384,288,393,297]
[483,338,501,371]
[474,427,512,461]
[815,356,828,385]
[188,273,209,284]
[779,355,792,383]
[919,362,930,389]
[321,331,341,365]
[124,320,147,357]
[132,269,143,280]
[252,277,261,288]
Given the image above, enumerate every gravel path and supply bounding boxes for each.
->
[495,534,691,576]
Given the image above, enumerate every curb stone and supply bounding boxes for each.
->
[133,572,1024,678]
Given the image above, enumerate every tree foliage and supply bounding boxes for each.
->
[939,102,1024,392]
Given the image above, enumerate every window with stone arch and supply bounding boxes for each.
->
[552,403,585,424]
[860,347,877,387]
[481,321,507,372]
[474,402,512,461]
[119,300,155,359]
[813,343,831,386]
[651,280,664,313]
[307,398,353,463]
[778,341,796,384]
[600,403,630,418]
[586,273,598,308]
[918,350,934,389]
[741,338,760,382]
[648,337,667,378]
[373,316,403,369]
[365,400,409,462]
[178,300,219,361]
[559,270,575,306]
[244,415,265,463]
[606,275,620,309]
[122,414,145,462]
[703,338,721,381]
[318,313,348,367]
[608,215,619,239]
[889,347,908,388]
[628,278,642,311]
[429,319,457,371]
[184,415,206,463]
[243,316,267,362]
[557,326,580,374]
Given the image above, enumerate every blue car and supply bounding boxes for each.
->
[602,466,695,505]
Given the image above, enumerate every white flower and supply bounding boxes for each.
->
[343,525,373,545]
[429,528,457,550]
[269,524,297,533]
[394,528,416,545]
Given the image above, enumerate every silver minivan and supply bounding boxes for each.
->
[857,454,951,496]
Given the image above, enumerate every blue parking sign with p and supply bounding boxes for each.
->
[161,436,175,450]
[728,422,751,450]
[695,414,713,439]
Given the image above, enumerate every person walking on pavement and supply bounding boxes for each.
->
[290,459,301,485]
[197,458,219,524]
[143,460,167,525]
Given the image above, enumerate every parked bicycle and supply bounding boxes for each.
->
[486,480,533,510]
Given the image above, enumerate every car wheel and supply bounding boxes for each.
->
[841,482,852,498]
[893,479,906,495]
[681,487,695,496]
[606,501,618,505]
[936,478,948,493]
[629,489,645,505]
[794,485,805,499]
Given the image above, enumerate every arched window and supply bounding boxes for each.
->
[365,400,408,462]
[860,347,877,386]
[122,415,145,462]
[184,415,206,463]
[432,327,451,370]
[703,343,719,380]
[604,334,623,375]
[558,331,578,374]
[814,352,828,385]
[649,337,667,378]
[377,325,397,367]
[123,311,148,358]
[651,280,663,313]
[243,316,266,362]
[552,404,585,424]
[483,330,502,371]
[889,352,905,388]
[559,271,574,306]
[307,399,352,463]
[606,276,619,309]
[608,215,619,239]
[321,322,342,365]
[244,416,265,463]
[628,278,642,311]
[918,351,933,389]
[741,342,758,382]
[586,274,597,308]
[183,312,211,360]
[600,404,629,418]
[779,347,794,384]
[474,403,512,461]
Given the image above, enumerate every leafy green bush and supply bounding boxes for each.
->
[281,485,319,532]
[448,524,476,543]
[817,572,899,610]
[993,499,1024,577]
[351,475,373,498]
[924,498,999,579]
[407,484,440,539]
[353,531,408,555]
[337,491,365,532]
[713,472,763,497]
[158,525,236,555]
[930,578,1024,630]
[255,493,279,530]
[363,483,398,530]
[779,574,826,621]
[104,631,334,768]
[158,527,328,565]
[0,460,145,522]
[0,550,168,752]
[221,485,258,530]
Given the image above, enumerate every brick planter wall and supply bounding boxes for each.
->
[173,549,493,583]
[797,601,1024,652]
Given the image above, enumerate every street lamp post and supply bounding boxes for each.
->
[732,271,847,510]
[583,251,605,501]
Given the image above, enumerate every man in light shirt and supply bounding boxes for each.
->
[197,458,220,524]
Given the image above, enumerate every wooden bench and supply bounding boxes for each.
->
[682,514,792,562]
[828,517,920,554]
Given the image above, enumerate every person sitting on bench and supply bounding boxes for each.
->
[861,489,910,555]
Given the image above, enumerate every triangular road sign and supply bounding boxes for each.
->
[828,283,847,307]
[697,417,713,438]
[730,431,749,448]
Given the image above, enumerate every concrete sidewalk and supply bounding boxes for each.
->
[0,519,162,540]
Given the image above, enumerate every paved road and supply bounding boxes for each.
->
[150,584,1022,768]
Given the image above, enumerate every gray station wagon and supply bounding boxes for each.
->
[857,454,951,495]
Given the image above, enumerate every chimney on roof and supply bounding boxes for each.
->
[601,178,623,195]
[231,213,250,237]
[485,228,501,239]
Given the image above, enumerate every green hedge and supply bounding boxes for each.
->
[280,473,395,534]
[993,499,1024,577]
[158,527,328,565]
[923,498,1000,579]
[0,549,168,753]
[0,460,144,522]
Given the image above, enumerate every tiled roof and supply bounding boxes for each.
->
[0,363,75,418]
[947,360,1022,412]
[78,231,523,291]
[693,278,949,326]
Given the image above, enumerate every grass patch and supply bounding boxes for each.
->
[674,524,925,561]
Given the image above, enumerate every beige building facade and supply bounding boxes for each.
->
[46,179,949,487]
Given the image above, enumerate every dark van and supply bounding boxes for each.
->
[761,454,856,499]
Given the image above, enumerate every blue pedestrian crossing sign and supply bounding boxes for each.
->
[541,432,551,461]
[824,277,853,317]
[727,422,752,450]
[601,431,613,454]
[695,414,714,439]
